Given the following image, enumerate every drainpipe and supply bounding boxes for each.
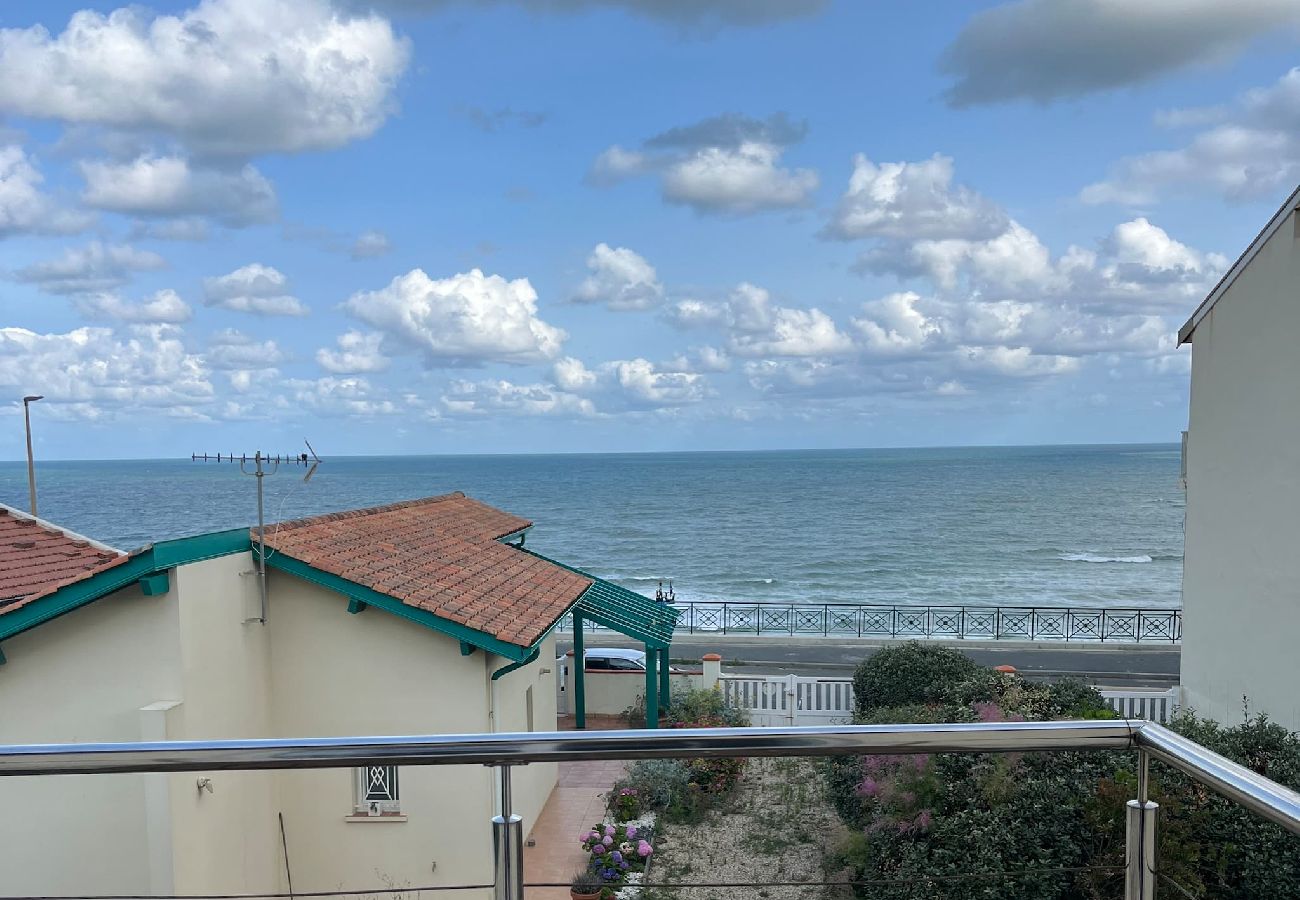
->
[491,647,540,682]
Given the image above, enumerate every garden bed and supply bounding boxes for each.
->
[644,757,852,900]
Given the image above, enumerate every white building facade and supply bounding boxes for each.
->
[1179,186,1300,731]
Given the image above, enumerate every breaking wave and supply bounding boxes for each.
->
[1058,553,1154,564]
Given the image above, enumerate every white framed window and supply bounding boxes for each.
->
[355,765,401,815]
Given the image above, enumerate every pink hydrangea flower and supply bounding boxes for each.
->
[602,835,614,846]
[637,841,652,857]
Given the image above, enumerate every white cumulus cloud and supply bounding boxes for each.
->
[0,145,90,237]
[205,328,285,370]
[442,379,596,417]
[75,289,192,323]
[573,243,664,310]
[0,324,213,419]
[0,0,411,155]
[552,356,599,392]
[316,330,389,374]
[343,268,566,366]
[12,241,165,295]
[589,113,818,215]
[1083,67,1300,205]
[81,155,277,227]
[826,154,1007,241]
[612,358,708,406]
[203,263,307,316]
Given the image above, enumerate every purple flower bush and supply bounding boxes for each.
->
[580,821,654,890]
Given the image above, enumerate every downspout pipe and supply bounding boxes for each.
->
[492,646,540,681]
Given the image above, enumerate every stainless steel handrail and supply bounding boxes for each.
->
[0,721,1296,834]
[3,719,1298,900]
[0,720,1136,776]
[1135,722,1300,834]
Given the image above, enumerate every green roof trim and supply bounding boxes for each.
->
[518,548,679,649]
[0,528,251,644]
[264,552,533,662]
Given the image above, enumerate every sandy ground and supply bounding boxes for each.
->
[645,757,852,900]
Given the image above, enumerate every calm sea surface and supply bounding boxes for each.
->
[0,445,1184,609]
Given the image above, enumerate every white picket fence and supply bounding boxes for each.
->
[720,675,1180,726]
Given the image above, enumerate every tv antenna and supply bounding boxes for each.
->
[191,440,323,623]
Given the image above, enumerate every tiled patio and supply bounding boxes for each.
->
[523,715,628,899]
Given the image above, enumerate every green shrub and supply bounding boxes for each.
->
[829,644,1300,900]
[852,642,980,715]
[621,685,750,729]
[610,759,691,814]
[666,685,751,728]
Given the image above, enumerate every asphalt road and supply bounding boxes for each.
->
[555,634,1180,688]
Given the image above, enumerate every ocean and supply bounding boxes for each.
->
[0,444,1185,610]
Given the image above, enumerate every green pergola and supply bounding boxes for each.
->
[524,550,681,729]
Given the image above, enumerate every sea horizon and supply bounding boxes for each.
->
[5,438,1180,466]
[0,445,1185,612]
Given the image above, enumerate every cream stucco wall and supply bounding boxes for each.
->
[489,632,559,832]
[265,569,556,898]
[0,553,561,899]
[1182,210,1300,730]
[167,553,283,896]
[560,657,713,716]
[0,583,181,896]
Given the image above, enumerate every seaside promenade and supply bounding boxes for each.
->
[556,634,1180,688]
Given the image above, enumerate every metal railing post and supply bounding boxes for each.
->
[492,764,524,900]
[1126,749,1158,899]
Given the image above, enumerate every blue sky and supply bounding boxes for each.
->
[1,0,1298,458]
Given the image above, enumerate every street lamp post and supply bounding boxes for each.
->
[22,395,42,517]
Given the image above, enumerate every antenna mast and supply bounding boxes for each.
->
[191,443,323,623]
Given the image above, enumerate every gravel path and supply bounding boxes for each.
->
[646,757,852,900]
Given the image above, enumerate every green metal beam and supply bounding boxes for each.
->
[573,612,586,730]
[0,529,252,645]
[151,529,252,569]
[460,641,476,656]
[138,573,169,597]
[347,598,367,615]
[265,553,530,661]
[0,645,5,665]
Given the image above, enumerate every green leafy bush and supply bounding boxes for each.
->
[622,685,751,729]
[852,642,979,715]
[828,644,1300,900]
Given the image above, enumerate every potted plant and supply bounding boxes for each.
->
[569,869,604,900]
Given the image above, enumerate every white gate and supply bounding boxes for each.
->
[722,676,1180,726]
[1098,687,1181,723]
[721,675,855,726]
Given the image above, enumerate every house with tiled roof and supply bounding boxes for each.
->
[0,493,677,900]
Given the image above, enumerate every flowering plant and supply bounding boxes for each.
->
[579,822,653,886]
[609,786,642,821]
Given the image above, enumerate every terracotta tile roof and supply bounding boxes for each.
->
[0,505,127,616]
[261,493,592,648]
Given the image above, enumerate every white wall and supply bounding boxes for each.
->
[266,570,501,898]
[490,632,559,832]
[168,553,283,896]
[560,656,714,716]
[0,582,181,896]
[1182,211,1300,730]
[0,556,562,900]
